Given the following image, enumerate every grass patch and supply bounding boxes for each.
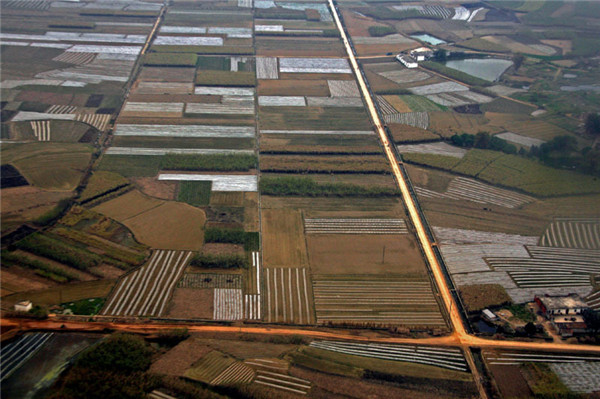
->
[197,56,230,71]
[144,52,198,67]
[62,297,105,315]
[505,304,535,323]
[259,107,372,130]
[80,171,129,203]
[15,232,103,271]
[421,61,493,86]
[398,95,446,112]
[521,363,576,397]
[260,176,400,197]
[178,181,211,207]
[481,98,536,114]
[459,284,512,313]
[456,38,509,53]
[368,26,395,37]
[97,155,161,177]
[1,250,76,283]
[204,227,258,251]
[161,153,257,172]
[195,70,255,86]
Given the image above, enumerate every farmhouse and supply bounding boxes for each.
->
[396,54,418,69]
[535,294,589,337]
[410,47,434,61]
[14,300,32,312]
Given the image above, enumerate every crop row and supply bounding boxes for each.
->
[259,176,400,197]
[260,155,391,174]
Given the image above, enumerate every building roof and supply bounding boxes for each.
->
[411,47,433,53]
[538,295,588,310]
[16,300,32,306]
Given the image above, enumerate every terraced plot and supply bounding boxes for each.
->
[586,290,600,310]
[0,333,53,382]
[439,244,529,274]
[416,177,534,209]
[310,341,468,371]
[101,250,192,317]
[304,218,407,234]
[211,361,255,385]
[214,289,243,321]
[540,219,600,250]
[246,359,311,395]
[312,278,445,327]
[264,267,314,324]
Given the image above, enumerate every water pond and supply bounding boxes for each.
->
[444,58,513,82]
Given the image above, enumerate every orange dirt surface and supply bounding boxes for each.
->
[165,288,213,319]
[307,234,427,275]
[258,79,330,96]
[133,177,177,201]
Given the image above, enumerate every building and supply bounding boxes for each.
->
[535,294,589,337]
[14,300,32,312]
[482,309,499,322]
[410,47,434,61]
[396,54,418,68]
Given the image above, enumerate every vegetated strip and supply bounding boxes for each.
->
[105,148,253,155]
[114,124,255,138]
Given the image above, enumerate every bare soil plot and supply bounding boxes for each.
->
[488,364,532,399]
[258,79,330,96]
[138,67,196,82]
[307,234,426,275]
[261,208,308,268]
[132,177,177,200]
[101,250,192,316]
[150,338,213,376]
[1,267,54,297]
[256,37,346,57]
[1,186,71,232]
[166,288,213,319]
[264,267,314,324]
[93,190,206,250]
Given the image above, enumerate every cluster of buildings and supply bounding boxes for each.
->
[535,294,590,337]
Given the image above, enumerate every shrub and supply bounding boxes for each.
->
[15,233,102,270]
[368,26,395,37]
[77,334,153,372]
[190,254,248,269]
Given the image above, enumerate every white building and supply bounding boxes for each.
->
[410,47,434,61]
[14,300,32,312]
[396,54,418,68]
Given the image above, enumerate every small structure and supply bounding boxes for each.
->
[14,300,32,312]
[396,54,418,69]
[410,47,434,61]
[535,294,589,337]
[482,308,499,322]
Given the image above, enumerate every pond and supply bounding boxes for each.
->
[410,34,446,45]
[476,319,498,334]
[444,58,513,82]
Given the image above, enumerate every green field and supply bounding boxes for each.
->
[144,52,198,67]
[161,154,257,172]
[177,181,212,207]
[404,149,600,196]
[195,71,256,86]
[481,98,536,114]
[112,136,255,150]
[456,38,509,53]
[97,155,161,177]
[259,107,372,130]
[80,171,129,202]
[398,95,446,112]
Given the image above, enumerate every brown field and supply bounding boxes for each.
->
[429,112,499,137]
[261,208,308,268]
[127,94,221,104]
[258,79,330,96]
[488,364,531,399]
[93,190,206,250]
[1,279,115,310]
[89,264,125,280]
[540,39,572,54]
[150,337,213,376]
[166,288,214,319]
[132,177,177,201]
[260,154,391,173]
[202,243,245,256]
[388,124,440,143]
[404,164,453,193]
[205,338,296,359]
[210,192,244,206]
[138,67,197,82]
[307,235,426,276]
[256,37,346,57]
[1,267,54,297]
[244,192,259,231]
[341,8,388,36]
[1,186,71,232]
[262,196,404,219]
[459,284,512,313]
[364,69,403,92]
[15,90,77,106]
[383,95,412,113]
[277,72,355,81]
[120,110,183,118]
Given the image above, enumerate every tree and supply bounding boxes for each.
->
[585,113,600,140]
[583,308,600,335]
[474,132,491,149]
[524,322,537,336]
[512,53,525,71]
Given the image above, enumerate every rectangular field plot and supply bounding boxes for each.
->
[409,82,468,96]
[261,208,308,268]
[213,288,243,321]
[540,219,600,250]
[195,87,255,96]
[551,363,600,394]
[253,368,311,395]
[178,273,242,289]
[327,80,360,97]
[264,267,314,324]
[186,102,254,115]
[384,112,429,129]
[495,132,545,148]
[304,219,407,234]
[122,102,184,117]
[158,174,257,192]
[66,45,142,55]
[76,114,111,132]
[305,97,363,107]
[101,250,192,317]
[416,177,534,209]
[261,130,373,136]
[439,244,529,274]
[154,36,223,46]
[106,148,253,156]
[115,124,255,138]
[433,226,539,246]
[310,341,468,372]
[378,69,430,84]
[259,96,306,106]
[256,57,278,79]
[485,351,600,366]
[396,142,466,158]
[279,58,351,74]
[135,82,193,95]
[312,278,445,327]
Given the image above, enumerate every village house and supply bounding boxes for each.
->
[535,294,589,337]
